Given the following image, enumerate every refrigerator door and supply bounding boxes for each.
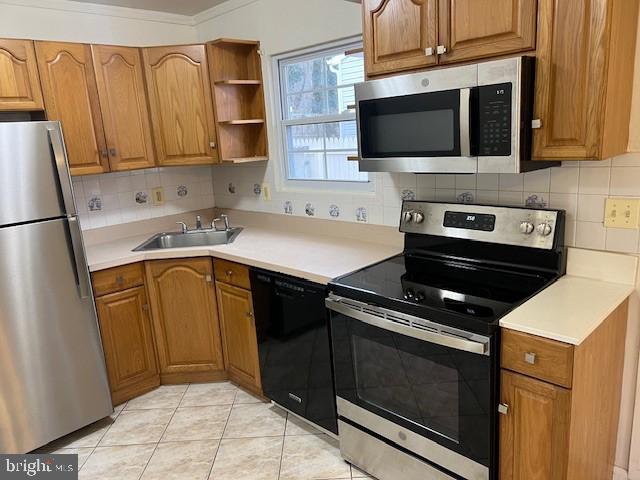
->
[0,218,112,453]
[0,121,75,226]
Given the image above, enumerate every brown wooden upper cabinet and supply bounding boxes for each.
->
[437,0,537,65]
[532,0,639,161]
[363,0,438,76]
[35,41,109,175]
[142,45,219,166]
[362,0,537,76]
[91,45,156,171]
[0,39,44,111]
[36,42,157,175]
[145,258,225,384]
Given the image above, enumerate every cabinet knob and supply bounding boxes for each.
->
[498,403,509,415]
[424,47,434,56]
[436,45,447,55]
[210,141,217,149]
[142,303,149,311]
[524,352,536,364]
[226,270,233,276]
[115,275,124,285]
[100,149,108,158]
[246,311,254,318]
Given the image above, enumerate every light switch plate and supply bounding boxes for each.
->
[151,187,165,206]
[604,198,640,229]
[262,183,271,201]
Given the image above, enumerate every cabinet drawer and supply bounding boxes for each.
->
[92,263,145,297]
[501,329,574,388]
[214,259,250,289]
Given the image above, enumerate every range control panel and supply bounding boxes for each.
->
[478,82,512,157]
[443,211,496,232]
[400,201,562,250]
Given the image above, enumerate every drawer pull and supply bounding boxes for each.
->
[115,275,124,285]
[498,403,509,415]
[524,352,536,364]
[226,270,234,276]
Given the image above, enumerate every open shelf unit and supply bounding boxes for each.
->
[207,38,268,164]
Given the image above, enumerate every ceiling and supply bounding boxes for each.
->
[68,0,232,16]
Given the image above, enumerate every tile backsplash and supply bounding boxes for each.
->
[212,153,640,254]
[73,166,215,230]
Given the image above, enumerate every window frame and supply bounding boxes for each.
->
[272,37,375,193]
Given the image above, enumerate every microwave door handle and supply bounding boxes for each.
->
[325,297,489,356]
[459,88,471,157]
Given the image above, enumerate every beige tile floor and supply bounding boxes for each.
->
[37,382,374,480]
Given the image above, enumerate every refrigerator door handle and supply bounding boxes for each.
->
[47,126,77,216]
[67,216,91,299]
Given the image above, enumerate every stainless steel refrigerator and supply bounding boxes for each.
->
[0,121,112,454]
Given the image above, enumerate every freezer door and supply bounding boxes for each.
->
[0,218,112,453]
[0,121,76,226]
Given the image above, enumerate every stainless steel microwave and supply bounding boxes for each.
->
[355,56,558,174]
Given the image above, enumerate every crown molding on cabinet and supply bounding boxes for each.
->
[0,0,194,25]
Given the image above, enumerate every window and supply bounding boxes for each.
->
[277,41,366,184]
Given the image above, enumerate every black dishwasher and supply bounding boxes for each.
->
[250,268,337,434]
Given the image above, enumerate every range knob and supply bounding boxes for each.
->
[412,212,425,224]
[414,292,425,303]
[404,289,415,300]
[402,210,414,224]
[537,223,553,236]
[520,221,534,235]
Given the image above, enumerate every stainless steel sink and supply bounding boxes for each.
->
[133,227,243,251]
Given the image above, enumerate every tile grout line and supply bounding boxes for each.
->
[205,387,239,479]
[77,399,127,471]
[135,384,190,480]
[276,412,289,480]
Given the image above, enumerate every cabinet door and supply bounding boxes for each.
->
[95,286,159,405]
[146,258,225,383]
[92,45,156,172]
[532,0,613,160]
[35,41,109,175]
[0,39,44,111]
[216,281,262,394]
[142,45,218,166]
[438,0,537,64]
[363,0,438,76]
[500,370,570,480]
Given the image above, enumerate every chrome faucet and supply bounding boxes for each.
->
[195,215,203,230]
[212,214,230,231]
[176,221,188,234]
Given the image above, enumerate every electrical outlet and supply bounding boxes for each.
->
[604,198,640,229]
[262,183,271,201]
[151,187,165,206]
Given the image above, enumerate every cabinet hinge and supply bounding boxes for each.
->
[498,403,509,415]
[532,119,543,129]
[205,274,213,283]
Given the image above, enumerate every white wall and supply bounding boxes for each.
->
[0,0,197,45]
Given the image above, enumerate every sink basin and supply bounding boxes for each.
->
[133,228,243,251]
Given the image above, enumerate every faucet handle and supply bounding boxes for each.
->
[176,221,188,233]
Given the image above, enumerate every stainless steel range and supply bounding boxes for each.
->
[327,201,566,480]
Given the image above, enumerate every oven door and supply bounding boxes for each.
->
[356,87,475,173]
[327,295,496,480]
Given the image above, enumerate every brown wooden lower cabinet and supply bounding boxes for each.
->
[215,264,262,395]
[94,282,159,406]
[499,300,628,480]
[145,258,226,383]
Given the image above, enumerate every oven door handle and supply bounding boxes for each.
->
[460,88,471,157]
[326,298,490,356]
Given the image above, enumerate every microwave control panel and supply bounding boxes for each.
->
[478,82,512,156]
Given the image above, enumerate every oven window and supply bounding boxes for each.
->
[358,89,461,158]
